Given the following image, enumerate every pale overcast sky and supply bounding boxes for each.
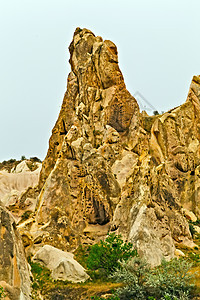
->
[0,0,200,161]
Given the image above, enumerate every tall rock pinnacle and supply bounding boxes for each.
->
[39,28,139,188]
[18,28,200,266]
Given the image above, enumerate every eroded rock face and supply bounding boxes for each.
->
[0,161,41,224]
[0,204,31,299]
[29,28,139,251]
[150,76,200,217]
[0,161,41,204]
[18,28,199,266]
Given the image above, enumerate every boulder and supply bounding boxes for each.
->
[33,245,89,283]
[174,249,185,257]
[182,208,197,222]
[194,225,200,234]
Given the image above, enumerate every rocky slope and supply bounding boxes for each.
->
[15,28,200,266]
[0,160,41,224]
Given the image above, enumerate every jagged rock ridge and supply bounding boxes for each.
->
[17,28,200,266]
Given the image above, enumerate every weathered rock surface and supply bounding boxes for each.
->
[33,245,89,283]
[0,161,41,204]
[17,28,200,266]
[150,77,200,217]
[182,208,197,222]
[0,160,41,223]
[0,204,31,299]
[174,249,185,257]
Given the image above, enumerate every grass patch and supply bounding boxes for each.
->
[30,259,121,299]
[30,232,200,299]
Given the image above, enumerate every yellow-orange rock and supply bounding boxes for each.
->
[18,28,199,266]
[0,204,31,299]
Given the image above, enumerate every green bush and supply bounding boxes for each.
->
[110,257,151,299]
[153,110,159,115]
[86,233,137,279]
[189,223,196,238]
[0,286,5,299]
[30,156,42,163]
[186,252,200,265]
[111,257,194,300]
[160,292,190,300]
[30,262,52,290]
[150,258,194,299]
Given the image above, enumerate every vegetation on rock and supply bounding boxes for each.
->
[73,234,199,299]
[30,262,52,291]
[1,27,200,300]
[26,27,200,268]
[29,258,120,299]
[0,156,41,172]
[0,287,5,299]
[111,257,195,300]
[85,233,137,279]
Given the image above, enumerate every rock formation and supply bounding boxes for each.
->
[0,204,31,299]
[16,28,200,266]
[0,160,41,223]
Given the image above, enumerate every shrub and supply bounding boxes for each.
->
[160,291,190,300]
[153,110,159,115]
[30,157,42,163]
[187,252,200,264]
[30,262,52,290]
[111,257,194,300]
[149,258,194,299]
[111,257,151,299]
[74,244,89,269]
[86,233,136,279]
[189,222,196,238]
[7,158,16,163]
[0,286,5,299]
[91,295,120,300]
[190,219,200,226]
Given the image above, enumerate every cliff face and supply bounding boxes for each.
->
[0,204,31,299]
[20,28,200,266]
[35,27,140,247]
[150,76,200,216]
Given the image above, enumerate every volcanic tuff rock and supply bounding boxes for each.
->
[18,28,200,266]
[0,161,41,202]
[0,204,31,299]
[0,160,41,224]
